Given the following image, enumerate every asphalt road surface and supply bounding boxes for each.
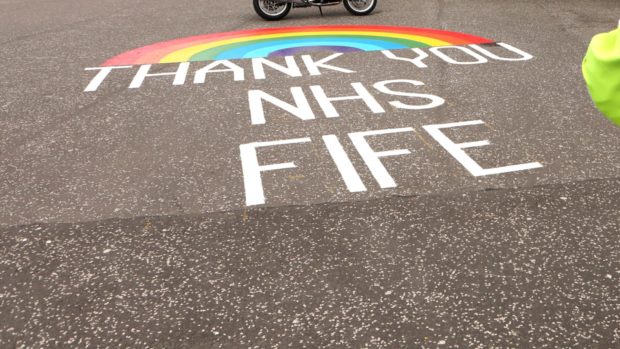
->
[1,0,620,347]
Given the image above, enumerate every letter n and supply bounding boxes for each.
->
[248,87,315,125]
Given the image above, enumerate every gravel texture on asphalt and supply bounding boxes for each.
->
[2,179,619,347]
[1,0,620,347]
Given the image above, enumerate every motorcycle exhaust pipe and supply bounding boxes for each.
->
[290,0,342,5]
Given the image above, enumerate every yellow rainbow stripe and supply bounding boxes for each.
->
[102,25,494,66]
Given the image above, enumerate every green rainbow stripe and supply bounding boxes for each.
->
[103,25,493,66]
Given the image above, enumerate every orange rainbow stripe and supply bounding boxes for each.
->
[103,25,494,66]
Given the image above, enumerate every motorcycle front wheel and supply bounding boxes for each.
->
[253,0,292,20]
[343,0,377,16]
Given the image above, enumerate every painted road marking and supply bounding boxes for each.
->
[82,26,543,207]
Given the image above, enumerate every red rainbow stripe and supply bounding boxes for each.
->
[102,25,494,66]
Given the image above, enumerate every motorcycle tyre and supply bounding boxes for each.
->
[253,0,292,21]
[343,0,377,16]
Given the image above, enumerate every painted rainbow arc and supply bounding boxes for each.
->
[102,25,494,66]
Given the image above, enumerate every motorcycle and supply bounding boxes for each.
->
[253,0,377,21]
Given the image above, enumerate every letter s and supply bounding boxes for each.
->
[373,79,445,110]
